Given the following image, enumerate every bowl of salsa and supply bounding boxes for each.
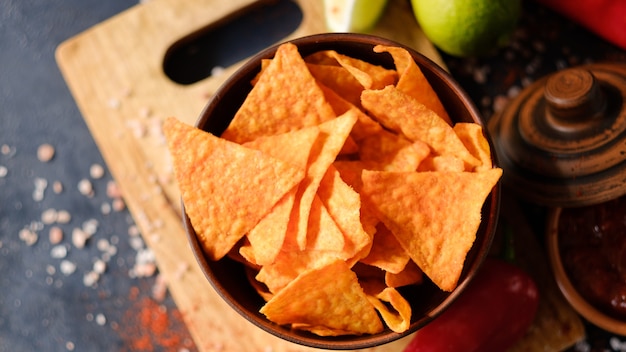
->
[547,198,626,335]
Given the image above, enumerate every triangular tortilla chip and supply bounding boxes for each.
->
[360,223,410,274]
[374,45,451,125]
[162,117,305,260]
[453,122,493,172]
[260,259,384,335]
[308,50,398,89]
[221,42,336,143]
[360,168,502,291]
[285,112,358,251]
[361,85,480,168]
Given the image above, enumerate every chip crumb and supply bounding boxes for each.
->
[90,164,105,179]
[19,228,38,246]
[77,179,94,197]
[37,143,55,162]
[49,226,63,244]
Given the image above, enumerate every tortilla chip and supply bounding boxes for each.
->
[260,260,384,335]
[307,63,364,108]
[361,86,480,168]
[286,112,357,251]
[385,260,424,288]
[453,122,493,171]
[374,45,451,125]
[360,168,502,291]
[363,283,412,334]
[162,117,305,260]
[221,42,336,143]
[360,223,410,274]
[359,129,431,171]
[318,165,372,262]
[309,50,398,89]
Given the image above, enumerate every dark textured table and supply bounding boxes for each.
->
[1,1,625,351]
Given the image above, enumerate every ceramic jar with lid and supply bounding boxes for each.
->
[489,63,626,335]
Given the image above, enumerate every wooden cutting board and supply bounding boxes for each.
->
[55,0,440,350]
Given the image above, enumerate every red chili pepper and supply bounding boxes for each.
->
[403,258,539,352]
[534,0,626,50]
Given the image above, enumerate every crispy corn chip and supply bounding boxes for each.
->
[221,43,336,143]
[374,45,451,125]
[359,129,431,171]
[286,112,357,251]
[362,281,412,334]
[453,122,493,171]
[361,86,480,168]
[385,260,424,288]
[260,260,384,335]
[162,117,305,260]
[360,168,502,291]
[309,50,398,89]
[360,223,410,274]
[307,63,364,108]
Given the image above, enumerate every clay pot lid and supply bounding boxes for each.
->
[489,63,626,207]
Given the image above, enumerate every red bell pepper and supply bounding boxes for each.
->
[403,258,539,352]
[534,0,626,50]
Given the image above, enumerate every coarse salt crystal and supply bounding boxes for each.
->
[41,208,58,224]
[52,181,63,194]
[77,179,94,197]
[37,144,55,162]
[93,259,106,274]
[72,228,90,249]
[19,228,38,246]
[0,166,7,178]
[82,219,99,236]
[50,245,68,259]
[106,180,122,198]
[95,313,106,326]
[83,271,100,287]
[60,260,76,276]
[49,226,63,244]
[89,164,104,179]
[56,210,71,224]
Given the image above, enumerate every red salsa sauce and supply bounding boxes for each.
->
[559,196,626,320]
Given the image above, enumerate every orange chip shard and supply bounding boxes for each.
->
[260,259,384,335]
[163,117,305,261]
[361,85,480,168]
[221,42,336,143]
[453,122,493,171]
[308,50,398,90]
[360,168,502,291]
[374,45,452,125]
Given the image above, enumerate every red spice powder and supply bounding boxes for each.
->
[114,286,196,351]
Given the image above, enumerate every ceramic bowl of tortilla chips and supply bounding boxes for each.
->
[169,33,501,350]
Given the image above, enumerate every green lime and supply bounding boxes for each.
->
[411,0,521,57]
[324,0,389,33]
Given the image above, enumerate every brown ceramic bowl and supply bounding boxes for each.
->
[184,33,500,350]
[547,207,626,336]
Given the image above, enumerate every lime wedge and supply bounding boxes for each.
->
[324,0,389,33]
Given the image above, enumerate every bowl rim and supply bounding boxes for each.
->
[546,207,626,335]
[184,32,501,349]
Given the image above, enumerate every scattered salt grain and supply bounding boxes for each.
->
[56,210,71,224]
[83,271,100,287]
[49,226,63,244]
[52,181,63,194]
[112,198,125,212]
[41,208,58,224]
[19,228,38,246]
[0,166,7,178]
[95,313,106,326]
[100,202,111,215]
[65,341,75,351]
[37,143,55,162]
[72,228,90,249]
[89,164,104,179]
[50,245,68,259]
[106,180,122,198]
[77,179,94,197]
[59,260,76,276]
[93,259,106,275]
[33,177,47,202]
[82,219,99,236]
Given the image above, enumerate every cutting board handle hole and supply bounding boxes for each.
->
[163,0,303,85]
